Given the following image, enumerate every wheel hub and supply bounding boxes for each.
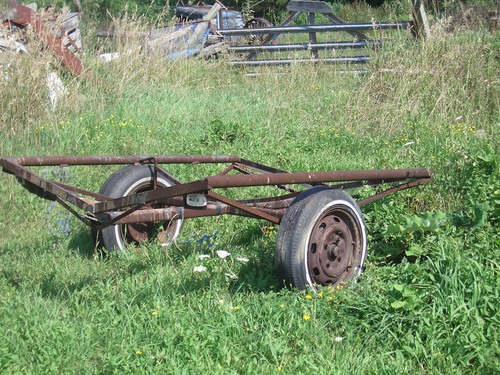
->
[327,243,341,261]
[307,208,361,287]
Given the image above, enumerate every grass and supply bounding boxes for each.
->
[0,3,499,374]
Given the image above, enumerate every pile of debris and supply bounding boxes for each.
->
[1,1,84,75]
[1,1,226,73]
[99,2,226,62]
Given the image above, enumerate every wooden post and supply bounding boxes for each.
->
[412,0,431,39]
[307,12,319,60]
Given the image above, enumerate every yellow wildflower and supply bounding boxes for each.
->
[303,315,311,321]
[305,294,313,300]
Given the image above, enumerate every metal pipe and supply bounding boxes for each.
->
[111,205,286,225]
[229,40,382,53]
[206,168,431,189]
[230,56,369,66]
[218,21,411,36]
[2,155,241,167]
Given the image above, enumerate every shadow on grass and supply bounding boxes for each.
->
[25,222,284,298]
[226,224,280,293]
[40,271,97,300]
[68,229,97,259]
[175,224,281,295]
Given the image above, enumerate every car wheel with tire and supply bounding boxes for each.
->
[276,188,367,291]
[95,164,183,252]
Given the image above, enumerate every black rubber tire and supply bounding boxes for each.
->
[276,188,367,291]
[95,165,183,252]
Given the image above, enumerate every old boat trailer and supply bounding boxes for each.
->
[0,155,432,291]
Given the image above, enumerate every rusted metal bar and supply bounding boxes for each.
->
[91,180,210,213]
[9,1,87,77]
[52,181,109,201]
[358,178,433,206]
[206,168,431,188]
[0,158,96,211]
[237,159,289,174]
[208,191,281,223]
[2,155,241,167]
[109,205,287,225]
[1,155,433,229]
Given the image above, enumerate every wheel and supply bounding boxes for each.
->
[244,17,274,45]
[276,188,367,291]
[95,165,183,252]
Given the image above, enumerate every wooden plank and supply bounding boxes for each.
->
[185,22,209,50]
[0,37,6,48]
[147,24,194,48]
[201,3,221,21]
[0,36,21,51]
[62,28,82,52]
[197,41,228,59]
[185,3,221,49]
[287,0,333,14]
[61,13,79,32]
[68,29,81,44]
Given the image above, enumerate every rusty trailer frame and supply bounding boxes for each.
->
[1,155,431,227]
[1,155,432,290]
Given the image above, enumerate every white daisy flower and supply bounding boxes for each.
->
[216,250,231,259]
[193,265,207,273]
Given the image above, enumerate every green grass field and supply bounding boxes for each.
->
[0,2,499,373]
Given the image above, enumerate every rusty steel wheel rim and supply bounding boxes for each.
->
[307,206,362,287]
[122,183,177,245]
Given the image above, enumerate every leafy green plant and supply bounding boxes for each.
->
[390,283,421,310]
